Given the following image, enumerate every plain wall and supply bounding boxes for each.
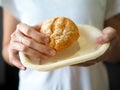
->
[0,7,5,85]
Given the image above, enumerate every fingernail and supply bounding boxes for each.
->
[44,38,49,43]
[21,66,26,70]
[50,50,56,56]
[96,37,104,44]
[16,24,20,29]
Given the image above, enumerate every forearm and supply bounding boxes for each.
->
[2,46,10,64]
[2,9,19,65]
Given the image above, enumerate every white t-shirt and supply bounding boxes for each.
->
[0,0,120,90]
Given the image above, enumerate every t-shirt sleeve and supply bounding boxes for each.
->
[106,0,120,19]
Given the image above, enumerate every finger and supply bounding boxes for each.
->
[21,37,56,56]
[9,50,26,70]
[32,23,42,31]
[96,27,116,44]
[17,23,49,44]
[102,27,116,42]
[28,56,41,64]
[72,60,97,67]
[11,41,48,60]
[15,31,56,56]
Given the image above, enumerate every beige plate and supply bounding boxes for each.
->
[19,24,110,71]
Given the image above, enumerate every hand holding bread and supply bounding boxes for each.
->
[19,16,110,71]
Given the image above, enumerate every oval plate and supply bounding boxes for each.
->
[19,24,110,71]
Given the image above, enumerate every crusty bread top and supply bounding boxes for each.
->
[40,17,80,51]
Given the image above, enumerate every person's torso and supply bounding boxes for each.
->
[4,0,107,28]
[3,0,109,90]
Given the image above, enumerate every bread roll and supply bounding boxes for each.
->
[40,17,80,51]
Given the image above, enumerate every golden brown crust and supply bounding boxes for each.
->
[40,17,80,51]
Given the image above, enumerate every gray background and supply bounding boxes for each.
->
[0,7,5,85]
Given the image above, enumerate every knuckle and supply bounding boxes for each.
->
[16,23,23,30]
[20,45,28,52]
[17,23,31,35]
[27,39,33,46]
[25,27,31,35]
[10,33,15,38]
[16,23,21,29]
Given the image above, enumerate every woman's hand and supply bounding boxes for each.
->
[73,27,120,67]
[8,23,56,70]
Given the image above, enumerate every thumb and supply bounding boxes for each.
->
[96,27,116,44]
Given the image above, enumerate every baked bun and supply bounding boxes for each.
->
[40,17,80,51]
